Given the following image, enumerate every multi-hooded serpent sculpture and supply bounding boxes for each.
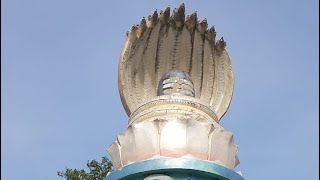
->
[108,4,239,171]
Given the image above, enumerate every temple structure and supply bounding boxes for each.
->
[105,4,245,180]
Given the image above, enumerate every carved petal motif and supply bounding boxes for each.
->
[107,119,239,170]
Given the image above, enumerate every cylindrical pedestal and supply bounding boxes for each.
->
[105,158,245,180]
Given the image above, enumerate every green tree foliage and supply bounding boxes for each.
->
[58,156,113,180]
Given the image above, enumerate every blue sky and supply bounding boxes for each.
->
[2,0,319,179]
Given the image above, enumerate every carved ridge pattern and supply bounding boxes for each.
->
[129,95,218,125]
[191,30,204,99]
[219,50,234,118]
[200,40,215,105]
[155,24,169,91]
[165,27,176,73]
[178,27,192,73]
[118,4,234,120]
[119,25,137,113]
[143,22,161,100]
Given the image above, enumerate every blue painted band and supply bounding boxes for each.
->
[105,158,245,180]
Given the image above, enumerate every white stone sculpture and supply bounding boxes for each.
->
[108,4,239,170]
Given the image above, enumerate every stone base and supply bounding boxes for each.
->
[105,158,245,180]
